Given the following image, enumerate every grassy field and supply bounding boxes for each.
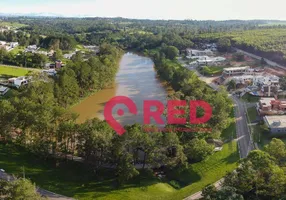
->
[200,66,224,76]
[10,46,25,55]
[76,44,90,53]
[241,93,260,103]
[0,128,238,200]
[0,66,30,77]
[0,21,27,28]
[247,107,258,122]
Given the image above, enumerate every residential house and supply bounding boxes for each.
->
[258,97,286,115]
[25,45,38,52]
[8,76,30,88]
[55,60,63,69]
[10,42,18,48]
[0,86,9,95]
[186,49,214,57]
[42,69,57,76]
[264,115,286,134]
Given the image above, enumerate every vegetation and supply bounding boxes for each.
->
[241,93,259,103]
[0,66,30,76]
[203,138,286,200]
[0,139,238,200]
[4,16,285,199]
[247,107,258,122]
[200,66,224,76]
[0,178,44,200]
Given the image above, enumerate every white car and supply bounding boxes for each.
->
[0,169,5,172]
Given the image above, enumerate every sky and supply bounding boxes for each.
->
[1,0,286,20]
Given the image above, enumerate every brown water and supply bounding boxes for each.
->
[72,52,169,125]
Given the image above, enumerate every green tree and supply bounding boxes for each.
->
[54,68,80,108]
[163,46,179,60]
[53,49,63,61]
[217,38,231,52]
[202,184,218,199]
[223,150,286,199]
[265,138,286,164]
[0,178,44,200]
[184,138,213,161]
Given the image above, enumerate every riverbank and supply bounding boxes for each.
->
[72,52,170,124]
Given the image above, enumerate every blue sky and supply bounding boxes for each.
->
[1,0,286,20]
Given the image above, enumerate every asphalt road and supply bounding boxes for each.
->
[231,95,255,158]
[233,47,286,70]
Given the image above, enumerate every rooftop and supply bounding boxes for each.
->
[264,115,286,128]
[223,66,249,71]
[259,97,276,107]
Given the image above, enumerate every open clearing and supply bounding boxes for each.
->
[0,66,30,77]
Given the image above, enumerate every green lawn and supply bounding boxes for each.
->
[0,21,27,28]
[241,93,260,103]
[167,141,238,200]
[0,139,238,200]
[0,66,30,77]
[76,44,90,52]
[10,46,25,55]
[200,66,224,76]
[247,107,258,122]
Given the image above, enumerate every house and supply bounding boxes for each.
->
[55,60,63,68]
[63,52,76,59]
[264,115,286,134]
[10,42,18,48]
[231,75,279,87]
[186,49,214,57]
[25,45,38,52]
[0,86,9,95]
[258,97,286,115]
[261,85,280,97]
[223,66,249,76]
[8,76,30,88]
[197,59,215,66]
[231,75,254,85]
[42,69,57,76]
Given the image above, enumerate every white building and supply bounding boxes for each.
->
[64,52,76,59]
[10,42,19,48]
[186,49,214,57]
[8,76,30,88]
[42,69,57,76]
[264,115,286,134]
[223,66,250,76]
[231,75,279,86]
[25,45,38,52]
[0,86,9,95]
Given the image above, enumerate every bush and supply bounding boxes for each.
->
[169,180,181,189]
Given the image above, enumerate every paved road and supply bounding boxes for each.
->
[231,96,255,158]
[233,47,286,70]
